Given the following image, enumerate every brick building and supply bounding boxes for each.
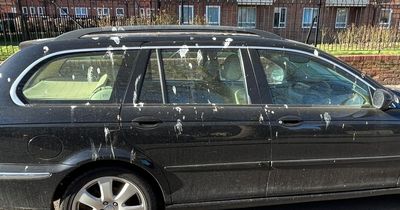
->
[3,0,399,41]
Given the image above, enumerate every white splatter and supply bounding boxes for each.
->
[104,127,110,143]
[353,131,357,141]
[314,49,319,57]
[90,139,99,161]
[117,115,121,121]
[130,148,136,163]
[178,45,189,58]
[342,124,345,129]
[188,63,193,69]
[275,131,279,138]
[43,46,49,54]
[172,86,177,95]
[197,50,203,65]
[110,36,120,45]
[223,38,233,48]
[7,78,11,82]
[133,75,142,109]
[174,119,183,135]
[259,114,264,124]
[212,37,217,41]
[87,66,94,82]
[174,106,183,114]
[323,112,331,129]
[96,67,101,74]
[212,104,218,112]
[72,74,75,80]
[283,104,288,109]
[85,102,90,106]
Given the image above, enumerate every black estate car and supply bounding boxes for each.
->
[1,25,400,210]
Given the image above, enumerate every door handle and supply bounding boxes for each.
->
[132,116,163,128]
[278,116,303,127]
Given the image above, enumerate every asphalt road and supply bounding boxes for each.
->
[235,195,400,210]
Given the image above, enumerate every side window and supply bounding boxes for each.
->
[22,51,126,102]
[258,50,371,107]
[140,51,162,103]
[160,48,249,104]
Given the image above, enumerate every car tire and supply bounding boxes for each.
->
[59,167,159,210]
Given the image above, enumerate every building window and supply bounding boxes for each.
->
[179,5,194,25]
[139,8,154,18]
[75,7,88,17]
[60,7,69,16]
[11,7,17,13]
[37,7,45,16]
[22,7,28,14]
[302,8,319,28]
[206,6,220,25]
[379,8,392,28]
[273,7,287,28]
[29,7,36,15]
[97,8,110,17]
[116,8,124,17]
[335,8,348,28]
[238,7,256,28]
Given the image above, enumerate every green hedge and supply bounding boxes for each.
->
[0,45,19,62]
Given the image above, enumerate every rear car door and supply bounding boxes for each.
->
[120,45,271,203]
[250,48,400,196]
[0,49,136,207]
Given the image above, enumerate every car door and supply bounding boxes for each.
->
[120,45,271,203]
[250,48,400,196]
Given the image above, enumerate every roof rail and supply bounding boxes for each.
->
[55,25,282,40]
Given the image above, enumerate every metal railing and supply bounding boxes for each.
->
[0,0,399,59]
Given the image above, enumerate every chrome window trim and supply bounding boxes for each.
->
[10,46,375,107]
[0,172,51,180]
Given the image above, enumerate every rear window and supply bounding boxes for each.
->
[21,51,126,103]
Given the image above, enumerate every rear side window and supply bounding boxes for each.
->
[140,48,250,105]
[258,50,371,107]
[22,51,126,102]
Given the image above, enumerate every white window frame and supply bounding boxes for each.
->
[335,8,348,29]
[139,8,145,17]
[11,7,17,14]
[273,7,287,28]
[29,7,36,15]
[379,8,392,28]
[206,5,221,25]
[302,8,319,28]
[75,7,88,18]
[237,6,256,28]
[37,7,44,16]
[179,5,194,25]
[59,7,69,17]
[116,8,124,17]
[97,8,110,17]
[22,7,28,14]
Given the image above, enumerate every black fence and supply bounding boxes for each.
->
[1,0,400,60]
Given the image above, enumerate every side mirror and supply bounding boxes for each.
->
[372,89,393,111]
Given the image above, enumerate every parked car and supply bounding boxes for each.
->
[0,25,399,210]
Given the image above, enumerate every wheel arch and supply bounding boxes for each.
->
[52,159,170,209]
